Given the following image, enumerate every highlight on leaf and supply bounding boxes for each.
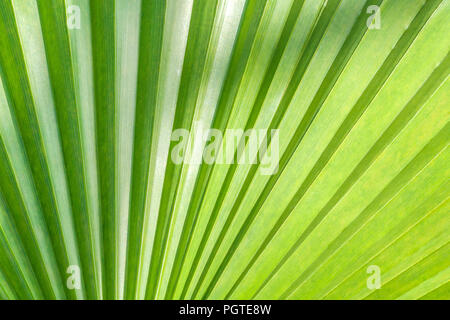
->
[0,0,448,300]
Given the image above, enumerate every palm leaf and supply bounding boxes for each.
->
[0,0,448,300]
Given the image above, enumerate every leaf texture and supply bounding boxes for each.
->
[0,0,448,300]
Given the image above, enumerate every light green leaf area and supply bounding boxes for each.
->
[0,0,448,300]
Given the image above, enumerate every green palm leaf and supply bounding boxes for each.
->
[0,0,448,300]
